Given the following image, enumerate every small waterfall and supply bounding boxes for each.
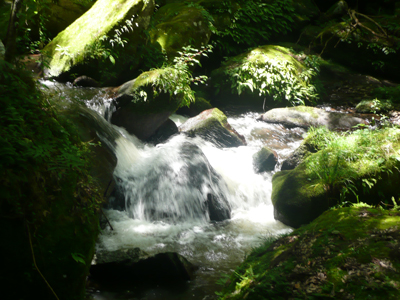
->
[40,80,305,299]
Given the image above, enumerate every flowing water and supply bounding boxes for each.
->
[41,81,306,300]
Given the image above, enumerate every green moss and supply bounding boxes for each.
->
[219,207,400,300]
[43,0,154,78]
[273,126,400,227]
[150,2,211,59]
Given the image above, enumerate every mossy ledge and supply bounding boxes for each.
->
[218,206,400,300]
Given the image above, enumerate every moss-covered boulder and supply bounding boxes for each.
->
[109,68,184,140]
[219,206,400,300]
[43,0,155,83]
[258,106,366,130]
[272,127,400,228]
[210,45,320,109]
[356,99,399,113]
[179,108,246,148]
[150,2,211,60]
[252,146,278,173]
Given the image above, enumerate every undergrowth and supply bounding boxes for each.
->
[218,207,400,299]
[304,126,400,205]
[0,60,103,226]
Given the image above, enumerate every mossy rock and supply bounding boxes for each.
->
[356,99,397,113]
[219,206,400,300]
[150,2,211,60]
[43,0,155,83]
[179,108,246,148]
[210,45,317,109]
[110,68,184,140]
[44,0,94,39]
[272,127,400,228]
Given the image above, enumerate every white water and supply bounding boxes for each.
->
[40,81,304,299]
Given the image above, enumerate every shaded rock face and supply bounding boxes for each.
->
[109,142,231,223]
[179,108,246,148]
[146,118,179,145]
[91,249,196,286]
[281,141,318,171]
[258,106,366,130]
[253,147,278,173]
[272,166,329,228]
[45,0,94,38]
[60,104,119,195]
[109,70,183,140]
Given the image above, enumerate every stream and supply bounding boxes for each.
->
[41,81,306,300]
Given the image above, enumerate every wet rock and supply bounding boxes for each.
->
[110,69,184,140]
[206,193,231,222]
[257,106,366,130]
[281,140,318,171]
[253,147,278,173]
[91,249,196,286]
[146,118,179,145]
[73,75,100,87]
[179,108,246,148]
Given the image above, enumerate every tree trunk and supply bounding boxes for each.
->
[4,0,23,62]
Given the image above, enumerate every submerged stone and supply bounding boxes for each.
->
[252,146,278,173]
[91,249,197,286]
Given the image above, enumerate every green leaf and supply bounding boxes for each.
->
[109,55,115,65]
[71,253,86,265]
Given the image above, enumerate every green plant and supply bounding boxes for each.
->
[131,45,212,107]
[304,126,400,206]
[221,50,320,105]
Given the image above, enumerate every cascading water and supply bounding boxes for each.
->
[41,81,305,299]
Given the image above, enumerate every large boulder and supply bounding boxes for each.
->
[210,45,320,109]
[218,206,400,300]
[44,0,94,38]
[90,248,196,286]
[109,68,184,140]
[179,108,246,148]
[257,106,366,130]
[43,0,155,83]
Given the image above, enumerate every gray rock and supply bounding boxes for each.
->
[253,147,278,173]
[179,108,246,148]
[257,106,366,130]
